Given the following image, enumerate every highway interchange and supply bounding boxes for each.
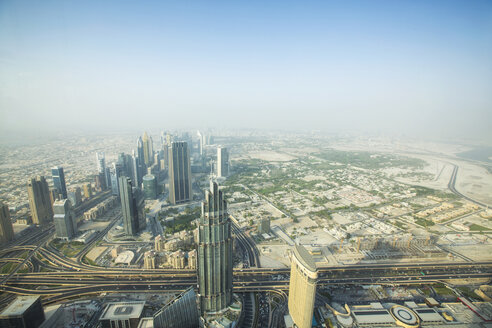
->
[0,162,491,327]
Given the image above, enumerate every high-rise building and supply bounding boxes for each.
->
[144,251,158,269]
[96,153,109,190]
[142,174,158,200]
[168,141,192,204]
[99,301,145,328]
[53,199,77,240]
[27,176,53,225]
[217,147,229,177]
[142,132,154,166]
[83,183,92,199]
[258,218,270,234]
[51,166,67,199]
[287,245,318,328]
[96,152,106,174]
[197,181,233,314]
[119,176,145,236]
[110,163,124,196]
[0,202,14,244]
[131,150,142,188]
[0,296,45,328]
[153,287,200,328]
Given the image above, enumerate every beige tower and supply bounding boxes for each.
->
[142,131,154,166]
[0,202,14,244]
[288,244,318,328]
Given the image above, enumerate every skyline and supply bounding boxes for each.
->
[1,1,492,142]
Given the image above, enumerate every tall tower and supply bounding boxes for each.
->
[142,132,154,166]
[217,147,229,177]
[197,181,233,314]
[119,176,144,236]
[0,202,14,244]
[96,152,106,174]
[53,199,77,240]
[110,163,124,196]
[168,141,192,204]
[27,176,53,225]
[51,166,67,199]
[288,245,318,328]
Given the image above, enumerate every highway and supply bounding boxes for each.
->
[448,164,490,207]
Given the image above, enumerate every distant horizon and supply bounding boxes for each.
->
[1,1,491,142]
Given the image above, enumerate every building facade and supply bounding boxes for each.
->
[142,174,158,200]
[0,296,45,328]
[168,141,192,204]
[217,147,229,177]
[288,244,318,328]
[153,287,200,328]
[142,131,154,166]
[0,202,14,244]
[197,181,233,314]
[53,199,77,240]
[119,176,144,236]
[27,176,53,225]
[51,166,67,199]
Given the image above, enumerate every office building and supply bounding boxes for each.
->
[51,166,67,199]
[95,173,106,192]
[153,287,200,328]
[142,132,154,166]
[96,152,106,174]
[53,199,77,240]
[217,147,229,177]
[119,176,145,236]
[0,296,45,328]
[27,176,53,225]
[67,187,82,207]
[99,301,145,328]
[0,202,14,244]
[168,141,192,204]
[142,174,158,200]
[131,150,142,188]
[197,181,233,314]
[110,163,124,196]
[83,183,92,199]
[258,218,270,234]
[287,245,318,328]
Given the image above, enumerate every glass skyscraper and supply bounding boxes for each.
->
[51,166,67,199]
[168,141,192,204]
[197,181,233,314]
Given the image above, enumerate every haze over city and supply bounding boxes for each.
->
[1,0,492,142]
[1,2,492,328]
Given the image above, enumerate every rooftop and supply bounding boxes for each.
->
[99,301,145,320]
[0,296,40,317]
[293,244,317,272]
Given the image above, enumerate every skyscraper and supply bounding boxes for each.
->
[217,147,229,177]
[96,152,109,190]
[119,176,144,236]
[96,152,106,174]
[142,132,154,166]
[197,181,233,314]
[0,202,14,244]
[142,174,158,200]
[287,245,318,328]
[51,166,67,199]
[168,141,192,204]
[131,150,142,188]
[27,176,53,225]
[153,287,200,328]
[53,199,77,240]
[110,163,124,196]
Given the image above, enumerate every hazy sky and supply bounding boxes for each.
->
[1,1,491,142]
